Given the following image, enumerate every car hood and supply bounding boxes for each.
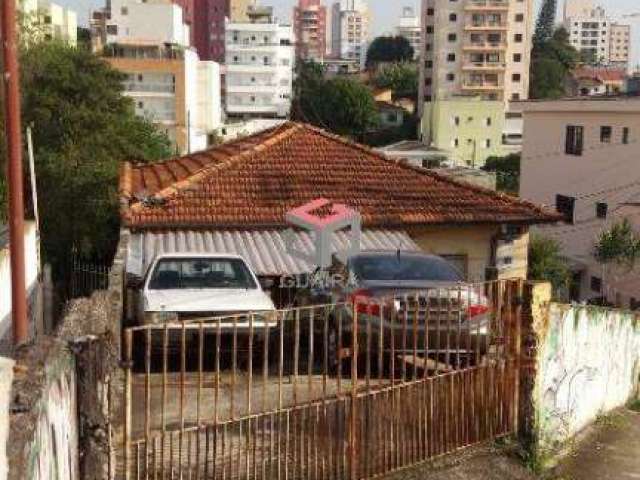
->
[144,288,275,313]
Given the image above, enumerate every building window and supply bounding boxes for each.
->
[623,127,630,144]
[486,117,492,126]
[446,73,455,81]
[447,53,456,62]
[426,26,434,34]
[120,6,128,15]
[427,8,434,15]
[485,139,491,148]
[513,53,522,62]
[511,93,520,100]
[512,73,521,82]
[596,202,608,219]
[453,138,459,147]
[515,13,524,22]
[454,116,460,126]
[590,276,602,293]
[425,60,433,68]
[448,33,457,42]
[424,77,432,86]
[449,13,457,21]
[514,33,523,42]
[600,125,612,143]
[565,125,584,155]
[556,194,576,223]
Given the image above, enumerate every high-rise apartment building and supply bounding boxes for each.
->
[396,6,421,60]
[294,0,328,62]
[225,6,295,118]
[609,23,631,69]
[331,0,369,70]
[564,3,631,68]
[418,0,533,109]
[94,0,223,154]
[192,0,254,62]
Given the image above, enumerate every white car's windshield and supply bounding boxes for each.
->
[148,258,257,290]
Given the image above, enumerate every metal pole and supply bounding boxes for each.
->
[2,0,28,345]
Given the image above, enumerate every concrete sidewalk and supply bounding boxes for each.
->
[550,407,640,480]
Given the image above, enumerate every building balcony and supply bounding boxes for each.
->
[462,41,507,51]
[226,42,282,52]
[464,21,508,31]
[464,1,509,11]
[226,83,279,93]
[124,82,176,94]
[226,63,280,73]
[461,81,504,91]
[462,61,506,71]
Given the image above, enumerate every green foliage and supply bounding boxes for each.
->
[594,218,640,268]
[528,236,572,300]
[482,153,521,194]
[362,115,418,147]
[533,0,557,48]
[0,41,171,282]
[530,27,580,99]
[372,62,418,100]
[366,36,414,68]
[293,61,378,138]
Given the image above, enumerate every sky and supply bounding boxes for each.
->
[64,0,640,65]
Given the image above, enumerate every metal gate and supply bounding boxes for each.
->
[120,279,523,479]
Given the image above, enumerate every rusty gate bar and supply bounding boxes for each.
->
[120,279,524,479]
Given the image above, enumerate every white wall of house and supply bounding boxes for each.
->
[225,20,295,118]
[0,222,41,342]
[197,61,223,133]
[519,98,640,307]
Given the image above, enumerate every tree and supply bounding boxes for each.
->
[0,41,171,283]
[533,0,557,48]
[372,62,418,100]
[293,61,378,138]
[530,27,579,99]
[482,153,521,194]
[528,236,572,300]
[366,36,414,68]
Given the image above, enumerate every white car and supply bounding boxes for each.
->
[139,253,276,329]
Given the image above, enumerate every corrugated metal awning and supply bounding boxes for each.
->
[127,229,421,277]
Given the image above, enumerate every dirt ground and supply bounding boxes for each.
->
[549,407,640,480]
[381,443,535,480]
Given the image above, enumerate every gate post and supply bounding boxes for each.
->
[123,329,133,480]
[349,301,359,480]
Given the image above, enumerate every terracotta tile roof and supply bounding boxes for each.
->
[574,67,626,83]
[120,122,561,229]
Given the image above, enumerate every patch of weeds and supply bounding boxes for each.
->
[628,398,640,412]
[595,411,626,429]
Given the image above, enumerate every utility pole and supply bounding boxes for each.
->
[2,0,29,345]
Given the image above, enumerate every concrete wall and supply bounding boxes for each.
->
[533,303,640,456]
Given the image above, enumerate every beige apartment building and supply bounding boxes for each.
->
[418,0,534,111]
[609,23,631,69]
[518,98,640,308]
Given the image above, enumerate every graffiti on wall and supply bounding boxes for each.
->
[28,356,79,480]
[536,305,640,450]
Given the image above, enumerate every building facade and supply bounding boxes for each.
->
[331,0,369,70]
[225,7,295,118]
[293,0,328,62]
[609,23,631,69]
[97,0,223,154]
[564,4,631,68]
[22,0,78,45]
[192,0,253,62]
[518,98,640,307]
[418,0,534,108]
[396,6,421,60]
[421,96,506,167]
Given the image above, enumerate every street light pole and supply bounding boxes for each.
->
[2,0,29,345]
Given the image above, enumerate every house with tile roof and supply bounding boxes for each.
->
[119,122,559,300]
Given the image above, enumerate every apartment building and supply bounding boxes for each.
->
[418,0,534,109]
[564,3,631,68]
[519,98,640,307]
[609,23,631,69]
[22,0,78,45]
[396,7,421,60]
[563,0,595,21]
[422,96,506,167]
[192,0,253,62]
[225,6,295,118]
[97,0,223,154]
[294,0,328,62]
[331,0,369,70]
